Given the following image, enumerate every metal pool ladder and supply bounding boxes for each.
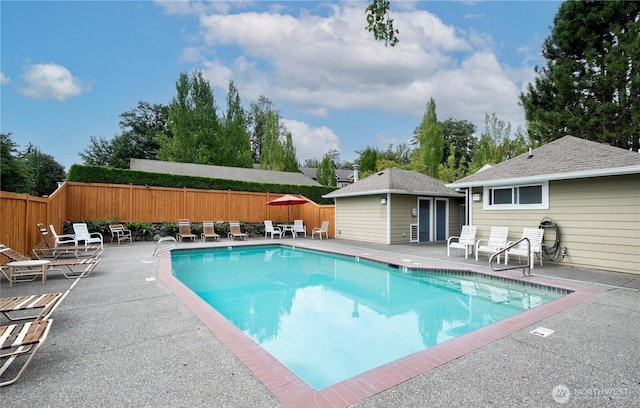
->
[489,237,532,276]
[153,236,177,257]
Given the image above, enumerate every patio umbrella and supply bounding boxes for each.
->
[266,194,309,223]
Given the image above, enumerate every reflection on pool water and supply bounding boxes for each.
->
[172,245,569,390]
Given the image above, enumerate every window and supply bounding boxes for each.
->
[484,182,548,210]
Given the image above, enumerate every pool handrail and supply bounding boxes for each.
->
[153,236,177,257]
[489,237,531,276]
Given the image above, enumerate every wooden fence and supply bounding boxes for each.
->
[1,182,335,256]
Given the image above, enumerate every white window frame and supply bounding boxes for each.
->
[483,181,549,210]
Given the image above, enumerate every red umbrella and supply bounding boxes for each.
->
[266,194,309,223]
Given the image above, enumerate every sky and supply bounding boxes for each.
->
[1,0,562,172]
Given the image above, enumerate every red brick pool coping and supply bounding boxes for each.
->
[158,251,600,408]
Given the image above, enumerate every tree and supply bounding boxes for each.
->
[365,0,398,47]
[80,101,170,168]
[220,81,253,168]
[247,96,274,163]
[469,113,530,173]
[316,153,336,186]
[411,98,444,178]
[520,1,640,151]
[158,71,221,163]
[358,146,379,175]
[282,132,299,173]
[441,119,477,173]
[0,133,32,193]
[22,144,66,196]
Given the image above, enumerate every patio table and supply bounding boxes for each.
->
[277,224,296,238]
[5,260,51,287]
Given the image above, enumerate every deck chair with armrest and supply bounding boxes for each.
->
[177,219,198,242]
[505,228,545,269]
[447,225,477,259]
[312,221,330,240]
[73,223,104,248]
[109,224,132,244]
[475,227,509,263]
[293,220,307,237]
[1,244,101,280]
[228,222,248,240]
[49,224,76,247]
[33,224,103,260]
[263,221,282,239]
[201,221,220,242]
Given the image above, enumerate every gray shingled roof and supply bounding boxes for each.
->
[323,167,463,198]
[299,167,354,181]
[130,159,321,186]
[448,136,640,188]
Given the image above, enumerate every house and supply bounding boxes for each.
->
[446,136,640,275]
[130,158,322,186]
[323,168,464,244]
[299,167,355,187]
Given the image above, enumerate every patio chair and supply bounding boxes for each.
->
[109,224,132,244]
[72,223,104,248]
[505,228,545,269]
[475,227,509,262]
[177,219,197,242]
[293,220,307,237]
[201,221,220,242]
[49,224,76,247]
[1,244,101,280]
[312,221,329,240]
[447,225,477,259]
[228,222,248,240]
[264,220,282,239]
[33,224,102,259]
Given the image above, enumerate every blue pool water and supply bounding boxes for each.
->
[171,245,568,390]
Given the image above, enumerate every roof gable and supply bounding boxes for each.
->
[449,136,640,187]
[323,168,462,198]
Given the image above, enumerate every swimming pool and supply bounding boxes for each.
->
[171,245,570,390]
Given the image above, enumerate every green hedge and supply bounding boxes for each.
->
[67,164,337,204]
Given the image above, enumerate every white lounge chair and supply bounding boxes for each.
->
[72,223,104,248]
[312,221,329,240]
[505,228,545,269]
[49,224,75,246]
[293,220,307,237]
[264,220,282,239]
[475,227,509,262]
[447,225,477,259]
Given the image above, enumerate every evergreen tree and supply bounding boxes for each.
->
[0,133,33,193]
[411,98,443,178]
[520,0,640,150]
[22,144,66,196]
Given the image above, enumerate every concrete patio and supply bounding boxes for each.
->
[1,237,638,407]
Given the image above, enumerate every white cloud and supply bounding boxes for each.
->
[282,119,340,162]
[20,63,89,100]
[0,72,9,84]
[164,1,536,152]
